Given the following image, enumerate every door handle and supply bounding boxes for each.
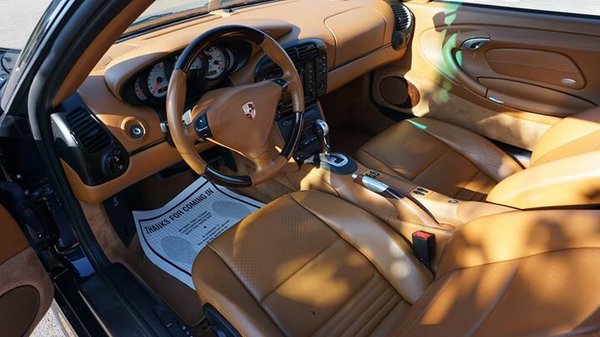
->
[442,35,488,96]
[460,37,490,51]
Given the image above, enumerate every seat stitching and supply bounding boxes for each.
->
[336,277,391,336]
[362,119,449,179]
[315,273,385,336]
[411,147,452,182]
[451,168,486,200]
[397,272,458,336]
[405,119,502,180]
[351,288,401,337]
[258,238,341,304]
[356,296,402,337]
[287,195,431,303]
[420,126,521,180]
[205,244,286,336]
[464,261,521,337]
[358,148,404,177]
[364,129,494,200]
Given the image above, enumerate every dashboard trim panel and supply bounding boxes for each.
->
[62,0,406,202]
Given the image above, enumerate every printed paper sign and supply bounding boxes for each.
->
[133,177,263,288]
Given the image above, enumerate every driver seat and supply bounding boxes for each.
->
[192,191,600,336]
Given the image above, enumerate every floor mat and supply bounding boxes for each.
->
[132,177,263,289]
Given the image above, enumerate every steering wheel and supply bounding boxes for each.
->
[166,25,304,188]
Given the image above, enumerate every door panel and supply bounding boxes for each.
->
[478,78,594,117]
[0,205,53,337]
[483,48,584,89]
[372,1,600,150]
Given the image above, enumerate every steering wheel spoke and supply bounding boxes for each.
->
[194,111,212,138]
[271,78,289,91]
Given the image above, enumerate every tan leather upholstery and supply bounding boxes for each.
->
[193,191,433,336]
[193,192,600,336]
[487,107,600,208]
[394,209,600,337]
[357,117,522,201]
[359,107,600,208]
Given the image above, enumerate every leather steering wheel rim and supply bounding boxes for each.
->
[166,25,305,188]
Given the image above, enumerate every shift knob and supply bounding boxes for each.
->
[314,119,331,155]
[314,119,329,137]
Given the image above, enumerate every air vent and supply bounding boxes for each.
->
[285,43,318,64]
[67,108,111,153]
[392,4,412,32]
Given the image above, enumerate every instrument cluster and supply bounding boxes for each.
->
[122,40,251,106]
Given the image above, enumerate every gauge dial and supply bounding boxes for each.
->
[225,48,235,71]
[1,51,19,73]
[205,46,227,80]
[134,76,148,101]
[190,55,204,71]
[147,62,168,98]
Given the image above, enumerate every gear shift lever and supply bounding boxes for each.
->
[308,119,357,174]
[314,119,331,156]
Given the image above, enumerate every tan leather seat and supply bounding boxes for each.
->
[193,191,600,336]
[357,118,523,201]
[358,108,600,208]
[193,191,433,336]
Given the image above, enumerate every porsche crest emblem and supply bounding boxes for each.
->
[242,101,256,119]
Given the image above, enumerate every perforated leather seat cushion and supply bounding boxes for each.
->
[192,191,432,336]
[193,191,600,336]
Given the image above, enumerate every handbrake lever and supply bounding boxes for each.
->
[353,174,439,228]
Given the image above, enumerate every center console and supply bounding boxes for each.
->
[279,120,514,269]
[287,156,515,269]
[254,39,328,162]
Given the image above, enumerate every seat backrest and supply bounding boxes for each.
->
[392,209,600,337]
[487,107,600,208]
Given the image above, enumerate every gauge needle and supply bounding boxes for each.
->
[154,78,162,93]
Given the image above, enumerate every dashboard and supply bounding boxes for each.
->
[55,0,410,204]
[121,40,252,106]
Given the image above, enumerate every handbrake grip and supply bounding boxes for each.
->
[353,174,439,228]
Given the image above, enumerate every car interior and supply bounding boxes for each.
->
[0,0,599,336]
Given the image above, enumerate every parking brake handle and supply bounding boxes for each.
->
[353,174,439,228]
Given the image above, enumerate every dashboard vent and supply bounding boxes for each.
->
[285,43,318,64]
[67,108,111,153]
[392,4,412,32]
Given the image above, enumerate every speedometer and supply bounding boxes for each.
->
[205,46,227,80]
[147,62,168,98]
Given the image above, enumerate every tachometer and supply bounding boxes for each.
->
[147,62,168,98]
[205,46,227,80]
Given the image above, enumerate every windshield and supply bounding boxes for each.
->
[127,0,274,35]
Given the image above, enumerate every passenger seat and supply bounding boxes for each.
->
[357,107,600,208]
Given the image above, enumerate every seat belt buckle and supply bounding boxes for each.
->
[412,231,436,268]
